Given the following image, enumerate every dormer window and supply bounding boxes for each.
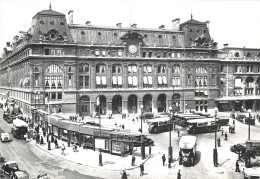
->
[50,21,54,25]
[172,36,176,39]
[114,33,117,36]
[38,31,42,35]
[158,35,162,38]
[51,33,55,38]
[98,32,101,36]
[144,34,147,38]
[189,29,193,32]
[47,29,58,41]
[60,22,64,26]
[81,31,85,35]
[246,53,251,57]
[40,21,44,25]
[204,30,207,33]
[196,30,200,33]
[63,32,67,36]
[235,52,240,57]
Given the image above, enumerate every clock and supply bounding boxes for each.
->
[128,44,137,54]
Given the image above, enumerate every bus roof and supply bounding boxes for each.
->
[187,118,215,124]
[179,135,197,149]
[174,113,201,117]
[147,117,171,123]
[182,116,207,120]
[13,119,28,127]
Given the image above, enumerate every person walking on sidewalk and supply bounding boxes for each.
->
[140,163,144,176]
[221,128,224,136]
[177,169,181,179]
[224,132,228,140]
[217,137,221,147]
[121,170,127,179]
[177,130,180,137]
[131,156,136,166]
[168,156,172,168]
[162,154,166,166]
[235,160,240,172]
[40,136,44,145]
[61,144,66,155]
[54,138,59,148]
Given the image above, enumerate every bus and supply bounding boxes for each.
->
[179,135,197,166]
[187,118,219,134]
[147,117,173,134]
[173,114,207,126]
[11,119,28,138]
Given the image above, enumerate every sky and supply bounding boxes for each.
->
[0,0,260,54]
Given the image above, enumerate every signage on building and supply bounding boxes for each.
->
[93,129,110,138]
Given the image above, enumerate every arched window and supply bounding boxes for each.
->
[45,64,63,89]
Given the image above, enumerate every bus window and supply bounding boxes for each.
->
[163,121,168,125]
[159,122,163,126]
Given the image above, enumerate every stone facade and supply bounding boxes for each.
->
[1,7,260,119]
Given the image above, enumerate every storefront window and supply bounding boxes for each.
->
[81,135,94,149]
[61,129,68,140]
[53,126,59,137]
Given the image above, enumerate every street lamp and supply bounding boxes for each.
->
[168,106,173,159]
[140,105,144,133]
[248,109,252,140]
[213,107,218,167]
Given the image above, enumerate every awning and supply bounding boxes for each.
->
[101,76,106,85]
[133,76,137,86]
[118,76,122,85]
[162,76,167,84]
[148,76,152,85]
[158,76,162,84]
[96,76,101,85]
[112,76,117,85]
[143,76,148,84]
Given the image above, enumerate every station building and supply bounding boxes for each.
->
[1,6,260,121]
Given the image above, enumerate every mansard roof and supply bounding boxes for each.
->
[181,19,205,26]
[34,9,65,17]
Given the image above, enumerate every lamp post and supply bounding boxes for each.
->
[140,105,144,133]
[168,106,173,159]
[248,109,252,140]
[213,107,218,167]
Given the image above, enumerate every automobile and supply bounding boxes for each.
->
[37,174,50,179]
[1,133,11,142]
[12,170,30,179]
[1,161,19,176]
[141,112,154,120]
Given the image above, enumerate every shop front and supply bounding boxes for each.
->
[93,128,113,152]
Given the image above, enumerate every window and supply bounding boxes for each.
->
[235,52,240,57]
[189,29,193,32]
[112,76,122,88]
[195,100,208,112]
[172,65,180,73]
[158,65,167,73]
[50,21,54,25]
[246,53,251,57]
[204,30,207,33]
[128,64,137,73]
[45,49,50,55]
[158,35,162,38]
[172,76,180,86]
[143,65,152,73]
[144,34,147,38]
[79,63,89,73]
[34,67,39,73]
[143,52,146,57]
[69,75,72,87]
[96,76,106,88]
[96,64,106,73]
[149,52,152,58]
[236,65,242,73]
[234,78,242,87]
[58,92,62,100]
[187,74,192,86]
[220,65,224,72]
[158,76,167,87]
[34,75,39,87]
[114,33,117,36]
[81,31,85,35]
[68,67,72,73]
[60,22,64,26]
[40,21,44,25]
[45,64,63,90]
[247,65,253,72]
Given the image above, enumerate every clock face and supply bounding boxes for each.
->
[128,45,137,54]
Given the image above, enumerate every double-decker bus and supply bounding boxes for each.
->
[173,113,207,126]
[147,117,173,134]
[187,118,219,134]
[11,119,28,138]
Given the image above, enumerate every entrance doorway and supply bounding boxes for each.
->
[112,95,122,114]
[157,94,166,113]
[128,95,137,114]
[79,95,90,116]
[96,95,107,115]
[143,94,152,113]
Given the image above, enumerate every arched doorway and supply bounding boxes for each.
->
[112,95,122,114]
[79,95,90,116]
[172,93,181,113]
[143,94,152,113]
[128,95,138,114]
[96,95,107,115]
[157,94,166,113]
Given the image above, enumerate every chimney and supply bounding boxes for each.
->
[131,23,137,28]
[159,25,165,30]
[223,43,229,48]
[68,10,74,24]
[205,21,210,30]
[86,21,91,25]
[6,42,10,47]
[116,23,122,28]
[172,18,180,31]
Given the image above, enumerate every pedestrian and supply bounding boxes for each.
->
[131,156,136,166]
[221,128,224,136]
[168,156,172,168]
[121,170,127,179]
[36,133,40,144]
[140,163,144,176]
[235,160,240,172]
[122,124,125,129]
[51,134,54,143]
[177,130,180,137]
[177,169,181,179]
[54,138,59,148]
[40,136,44,145]
[61,144,65,155]
[24,133,28,141]
[229,126,231,133]
[217,137,221,147]
[224,132,228,140]
[43,128,46,137]
[162,154,166,166]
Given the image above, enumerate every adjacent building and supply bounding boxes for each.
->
[1,6,260,121]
